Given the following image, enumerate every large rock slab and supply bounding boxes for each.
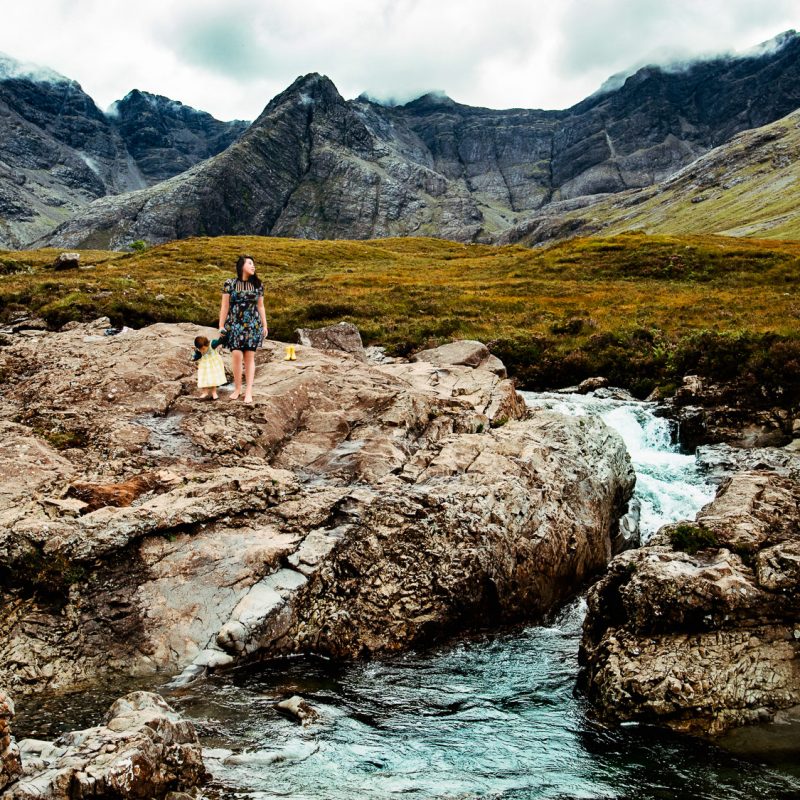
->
[0,322,634,694]
[580,470,800,736]
[2,692,204,799]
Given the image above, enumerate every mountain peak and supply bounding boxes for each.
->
[0,51,71,86]
[252,73,344,127]
[402,91,458,111]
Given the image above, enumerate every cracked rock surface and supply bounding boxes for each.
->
[580,466,800,736]
[0,320,634,696]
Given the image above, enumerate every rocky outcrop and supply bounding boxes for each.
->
[579,467,800,736]
[0,321,634,694]
[659,374,795,450]
[411,340,507,378]
[37,31,800,249]
[0,692,21,791]
[1,692,205,799]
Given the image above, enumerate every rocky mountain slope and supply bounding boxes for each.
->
[0,54,246,249]
[38,30,800,249]
[504,107,800,243]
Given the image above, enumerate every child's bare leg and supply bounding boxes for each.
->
[243,351,256,403]
[230,350,243,399]
[211,387,219,399]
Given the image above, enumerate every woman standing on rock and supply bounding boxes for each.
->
[218,254,268,404]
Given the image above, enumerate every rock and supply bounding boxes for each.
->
[295,322,367,362]
[580,470,800,736]
[578,377,609,393]
[0,691,22,791]
[3,692,205,799]
[411,340,507,378]
[695,442,800,484]
[660,375,792,449]
[0,321,634,693]
[276,696,319,724]
[52,252,80,270]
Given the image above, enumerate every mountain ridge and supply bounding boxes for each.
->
[3,31,800,249]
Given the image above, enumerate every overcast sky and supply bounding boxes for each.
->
[1,0,797,121]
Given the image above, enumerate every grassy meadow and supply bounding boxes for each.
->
[1,233,799,396]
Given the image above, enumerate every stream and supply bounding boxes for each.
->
[14,391,800,799]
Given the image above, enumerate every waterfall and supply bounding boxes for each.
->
[520,391,715,539]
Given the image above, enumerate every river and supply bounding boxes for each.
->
[14,391,800,799]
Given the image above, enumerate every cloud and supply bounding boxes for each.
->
[0,0,796,120]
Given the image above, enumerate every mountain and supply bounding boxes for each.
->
[0,53,246,248]
[40,30,800,251]
[5,31,800,250]
[108,90,248,184]
[502,107,800,244]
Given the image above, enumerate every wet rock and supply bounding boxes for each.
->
[662,375,792,449]
[3,692,205,799]
[580,470,800,736]
[695,442,800,484]
[578,377,609,393]
[276,695,319,724]
[295,322,367,362]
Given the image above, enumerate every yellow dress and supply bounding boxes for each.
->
[197,347,227,388]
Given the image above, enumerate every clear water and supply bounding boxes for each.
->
[13,392,800,799]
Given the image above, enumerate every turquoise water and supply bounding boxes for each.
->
[13,393,800,798]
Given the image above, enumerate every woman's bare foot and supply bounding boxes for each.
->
[243,394,254,405]
[229,392,240,400]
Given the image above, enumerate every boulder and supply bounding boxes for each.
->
[52,252,80,271]
[580,470,800,736]
[295,322,367,361]
[0,321,634,694]
[577,377,609,393]
[411,340,507,378]
[661,375,792,449]
[3,692,204,799]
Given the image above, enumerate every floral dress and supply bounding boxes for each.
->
[222,278,264,351]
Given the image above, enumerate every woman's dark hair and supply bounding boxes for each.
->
[236,254,262,288]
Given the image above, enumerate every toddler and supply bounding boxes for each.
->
[192,334,226,399]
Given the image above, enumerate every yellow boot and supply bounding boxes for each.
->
[289,345,297,361]
[284,345,292,361]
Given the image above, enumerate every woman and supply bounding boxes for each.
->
[218,254,268,404]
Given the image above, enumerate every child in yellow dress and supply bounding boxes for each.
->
[192,334,227,399]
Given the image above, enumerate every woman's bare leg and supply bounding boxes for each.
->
[243,351,256,403]
[230,350,243,399]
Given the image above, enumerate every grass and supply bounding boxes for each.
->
[1,233,798,397]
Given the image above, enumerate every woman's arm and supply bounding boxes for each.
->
[218,293,230,331]
[257,296,268,337]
